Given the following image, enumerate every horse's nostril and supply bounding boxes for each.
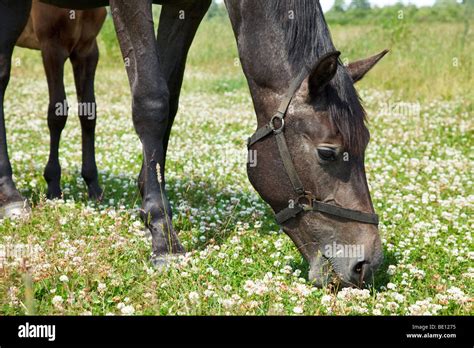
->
[347,260,372,287]
[353,261,366,274]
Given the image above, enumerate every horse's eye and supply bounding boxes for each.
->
[317,147,337,162]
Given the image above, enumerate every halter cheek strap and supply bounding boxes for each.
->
[247,52,379,226]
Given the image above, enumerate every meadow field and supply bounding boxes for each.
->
[0,6,472,315]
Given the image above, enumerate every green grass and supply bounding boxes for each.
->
[0,12,472,315]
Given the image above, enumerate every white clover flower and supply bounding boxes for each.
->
[408,299,443,315]
[98,283,107,293]
[421,193,429,204]
[293,283,311,297]
[52,296,63,306]
[271,303,284,313]
[274,239,284,250]
[352,305,368,314]
[387,302,399,311]
[292,269,302,277]
[446,286,468,303]
[387,283,396,290]
[321,295,332,306]
[120,305,135,315]
[293,306,303,314]
[337,288,371,301]
[189,291,200,303]
[51,296,64,310]
[263,272,273,280]
[59,275,69,283]
[204,290,214,298]
[387,265,397,275]
[392,293,405,303]
[220,298,235,309]
[243,279,269,296]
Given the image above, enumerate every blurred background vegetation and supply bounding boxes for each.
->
[14,0,473,102]
[176,0,471,102]
[206,0,471,102]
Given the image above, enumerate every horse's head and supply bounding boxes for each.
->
[247,50,387,288]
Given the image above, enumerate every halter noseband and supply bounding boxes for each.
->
[247,52,379,226]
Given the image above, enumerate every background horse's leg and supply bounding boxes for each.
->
[0,0,32,218]
[110,0,183,264]
[41,42,69,199]
[71,41,103,200]
[156,0,211,168]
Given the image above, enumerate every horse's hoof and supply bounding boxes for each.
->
[150,254,179,272]
[46,190,62,200]
[88,186,103,202]
[0,200,31,220]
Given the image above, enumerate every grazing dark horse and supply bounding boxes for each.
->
[1,0,387,287]
[16,0,106,200]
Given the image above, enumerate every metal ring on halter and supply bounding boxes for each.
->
[297,192,314,211]
[270,114,285,134]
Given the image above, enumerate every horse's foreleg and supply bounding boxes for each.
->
[110,0,184,265]
[71,41,102,201]
[41,43,69,199]
[0,0,32,218]
[157,0,211,167]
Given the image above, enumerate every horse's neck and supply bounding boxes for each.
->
[226,1,294,124]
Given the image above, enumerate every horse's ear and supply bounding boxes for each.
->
[307,51,341,97]
[347,49,389,83]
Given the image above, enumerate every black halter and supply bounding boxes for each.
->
[247,53,379,226]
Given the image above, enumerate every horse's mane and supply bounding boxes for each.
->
[266,0,370,156]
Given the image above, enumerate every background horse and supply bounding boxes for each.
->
[1,0,385,287]
[16,0,106,201]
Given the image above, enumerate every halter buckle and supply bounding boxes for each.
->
[297,191,314,211]
[270,114,285,134]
